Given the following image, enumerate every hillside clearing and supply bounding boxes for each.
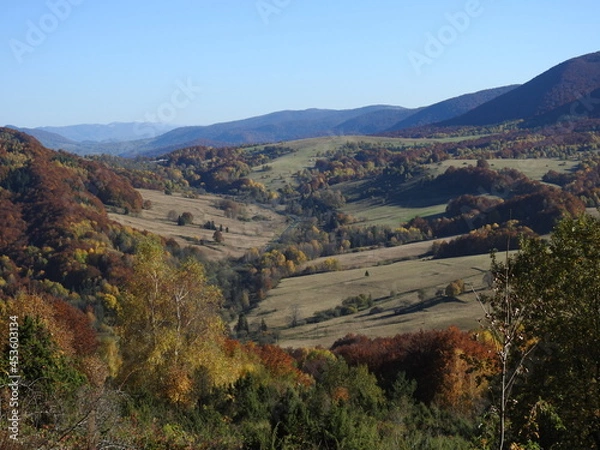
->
[109,189,288,260]
[427,158,579,180]
[247,252,509,348]
[298,236,463,271]
[341,198,447,227]
[248,135,484,191]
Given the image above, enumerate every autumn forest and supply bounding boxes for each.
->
[2,52,600,450]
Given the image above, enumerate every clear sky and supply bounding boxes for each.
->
[1,0,598,128]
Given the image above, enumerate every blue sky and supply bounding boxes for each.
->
[1,0,598,128]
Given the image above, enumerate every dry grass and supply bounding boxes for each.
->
[427,158,579,181]
[248,135,482,191]
[341,200,448,227]
[299,236,462,271]
[247,252,512,348]
[109,189,288,260]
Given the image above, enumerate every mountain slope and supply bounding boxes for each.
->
[138,106,411,153]
[6,126,78,149]
[0,127,144,299]
[387,85,520,131]
[522,86,600,128]
[332,107,419,135]
[444,51,600,126]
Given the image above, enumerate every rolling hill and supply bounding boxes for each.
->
[387,85,520,131]
[7,51,600,157]
[0,127,144,298]
[444,51,600,126]
[137,105,415,154]
[522,86,600,128]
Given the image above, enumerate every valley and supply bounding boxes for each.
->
[3,48,600,449]
[101,133,585,349]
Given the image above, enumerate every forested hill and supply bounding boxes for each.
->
[443,51,600,126]
[0,127,144,300]
[386,85,520,131]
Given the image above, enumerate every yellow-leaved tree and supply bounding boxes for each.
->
[117,237,240,406]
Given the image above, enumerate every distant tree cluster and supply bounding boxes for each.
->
[407,165,586,239]
[307,293,373,324]
[216,198,246,219]
[431,223,537,259]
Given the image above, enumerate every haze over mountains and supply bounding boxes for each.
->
[7,51,600,156]
[8,88,515,156]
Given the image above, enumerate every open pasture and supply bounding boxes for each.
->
[109,188,288,260]
[247,252,508,348]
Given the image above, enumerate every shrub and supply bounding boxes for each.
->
[177,212,194,226]
[167,210,179,222]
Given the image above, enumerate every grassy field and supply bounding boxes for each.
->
[299,237,452,271]
[248,135,483,191]
[427,158,580,180]
[341,198,447,227]
[247,252,511,348]
[109,189,288,260]
[337,157,580,228]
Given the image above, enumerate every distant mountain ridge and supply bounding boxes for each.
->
[387,85,520,131]
[444,51,600,126]
[7,125,152,156]
[142,105,412,150]
[134,86,520,155]
[8,51,600,155]
[36,122,178,142]
[5,87,516,156]
[5,126,78,149]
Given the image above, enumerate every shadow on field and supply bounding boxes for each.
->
[369,296,465,321]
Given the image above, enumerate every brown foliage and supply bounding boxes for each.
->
[432,223,537,259]
[244,342,313,387]
[50,299,98,356]
[0,128,143,303]
[331,327,496,412]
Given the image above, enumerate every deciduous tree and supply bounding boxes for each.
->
[482,214,600,449]
[118,238,234,406]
